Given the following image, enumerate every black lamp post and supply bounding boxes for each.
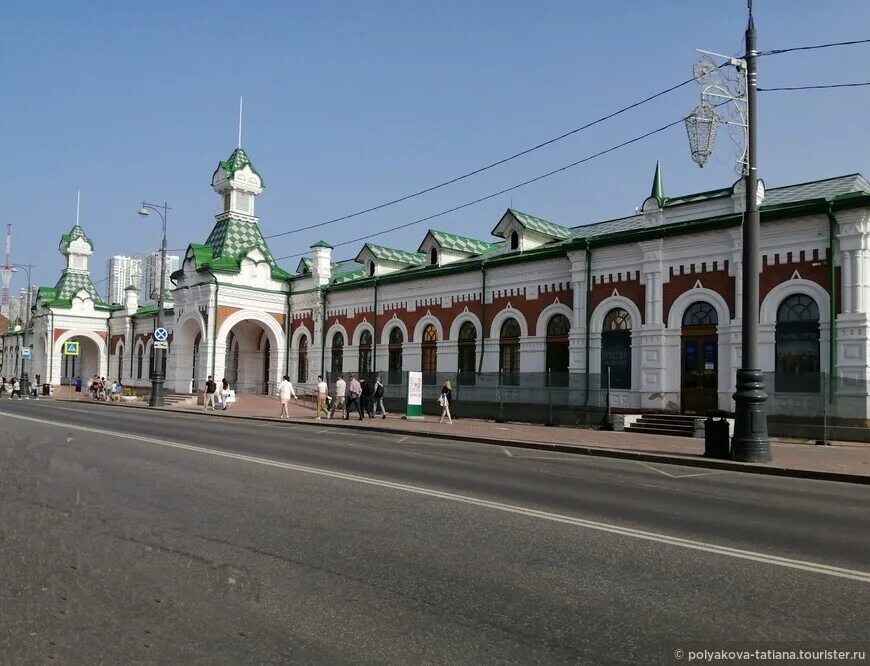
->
[137,202,170,408]
[13,263,33,397]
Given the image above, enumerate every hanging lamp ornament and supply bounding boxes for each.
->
[685,102,720,168]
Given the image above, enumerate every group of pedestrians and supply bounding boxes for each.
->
[0,377,23,399]
[203,376,233,411]
[313,373,388,421]
[79,376,123,401]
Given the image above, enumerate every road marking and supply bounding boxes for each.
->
[502,447,514,457]
[3,410,869,584]
[636,460,721,479]
[396,436,410,444]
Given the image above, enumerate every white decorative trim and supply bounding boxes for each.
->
[216,308,286,347]
[448,311,483,341]
[291,324,313,349]
[488,307,529,338]
[351,321,375,347]
[381,317,409,345]
[55,329,107,357]
[589,296,643,333]
[534,302,573,337]
[667,287,730,329]
[325,321,350,347]
[413,312,445,342]
[175,312,207,343]
[760,279,830,325]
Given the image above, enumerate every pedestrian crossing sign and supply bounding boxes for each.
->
[64,341,80,356]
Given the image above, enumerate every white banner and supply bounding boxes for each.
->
[407,371,423,406]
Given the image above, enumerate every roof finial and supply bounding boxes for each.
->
[238,96,243,148]
[650,161,665,205]
[76,189,81,226]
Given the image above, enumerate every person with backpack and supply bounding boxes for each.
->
[373,375,387,419]
[360,377,374,419]
[203,376,218,411]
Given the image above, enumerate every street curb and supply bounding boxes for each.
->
[54,398,869,485]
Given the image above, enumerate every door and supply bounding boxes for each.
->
[681,327,718,413]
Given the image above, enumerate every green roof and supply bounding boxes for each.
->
[310,240,333,249]
[53,271,105,304]
[358,243,426,265]
[332,266,366,284]
[424,230,500,255]
[508,209,571,239]
[189,217,290,280]
[216,147,263,186]
[59,224,93,251]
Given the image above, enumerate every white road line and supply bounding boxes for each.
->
[636,460,721,479]
[502,447,514,457]
[3,410,869,584]
[396,436,410,444]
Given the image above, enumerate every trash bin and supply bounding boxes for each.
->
[42,383,51,396]
[704,410,730,459]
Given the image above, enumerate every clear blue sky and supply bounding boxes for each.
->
[4,0,869,291]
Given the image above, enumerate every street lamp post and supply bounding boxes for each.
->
[137,201,170,408]
[13,263,34,397]
[684,1,770,462]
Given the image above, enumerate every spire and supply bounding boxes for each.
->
[650,161,665,205]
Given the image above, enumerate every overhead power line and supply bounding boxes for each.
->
[759,81,870,91]
[273,108,713,262]
[759,37,870,57]
[262,71,720,242]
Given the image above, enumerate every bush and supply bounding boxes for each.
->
[122,387,135,397]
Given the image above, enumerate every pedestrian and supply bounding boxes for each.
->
[360,377,374,419]
[345,374,362,420]
[113,379,124,401]
[74,376,83,393]
[109,379,118,401]
[329,373,346,419]
[0,377,6,396]
[373,374,387,419]
[315,375,328,420]
[99,377,107,401]
[220,377,233,411]
[204,375,217,411]
[9,377,21,400]
[439,379,453,424]
[277,374,297,418]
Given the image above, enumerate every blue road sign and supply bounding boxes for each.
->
[64,341,80,356]
[21,347,31,360]
[154,327,169,342]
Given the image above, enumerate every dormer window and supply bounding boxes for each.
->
[510,231,519,250]
[369,261,375,277]
[223,193,231,212]
[237,192,252,213]
[430,248,438,265]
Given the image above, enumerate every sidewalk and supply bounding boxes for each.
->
[52,391,870,482]
[161,394,870,483]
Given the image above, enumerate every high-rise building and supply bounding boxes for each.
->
[141,251,180,303]
[106,255,143,305]
[17,286,37,322]
[6,294,21,323]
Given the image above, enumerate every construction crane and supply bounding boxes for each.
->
[0,224,12,316]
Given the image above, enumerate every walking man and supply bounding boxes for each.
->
[277,374,297,418]
[329,373,346,419]
[204,375,218,411]
[373,374,387,419]
[316,375,328,420]
[9,377,21,400]
[360,377,374,419]
[345,374,362,420]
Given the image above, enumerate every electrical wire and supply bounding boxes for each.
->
[273,109,705,262]
[759,37,870,57]
[261,71,721,242]
[759,81,870,91]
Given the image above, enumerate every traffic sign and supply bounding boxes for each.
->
[153,340,168,350]
[21,347,31,360]
[154,327,169,342]
[64,341,80,356]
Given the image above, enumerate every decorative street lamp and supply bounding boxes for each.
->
[12,263,34,397]
[137,201,171,408]
[684,1,770,462]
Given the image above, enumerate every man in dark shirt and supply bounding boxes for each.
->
[204,375,218,411]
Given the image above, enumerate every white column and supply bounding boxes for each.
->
[571,280,582,329]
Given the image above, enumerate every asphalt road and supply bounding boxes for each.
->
[0,399,868,664]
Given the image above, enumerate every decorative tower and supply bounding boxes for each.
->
[54,223,103,303]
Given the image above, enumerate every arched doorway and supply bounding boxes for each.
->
[546,313,570,386]
[172,317,206,393]
[222,319,279,395]
[601,308,631,390]
[681,301,718,413]
[499,318,521,386]
[457,321,477,385]
[421,323,437,385]
[60,335,102,384]
[775,294,820,393]
[388,327,403,384]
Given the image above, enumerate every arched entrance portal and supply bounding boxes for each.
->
[680,301,718,413]
[59,336,102,385]
[223,319,280,395]
[170,316,206,393]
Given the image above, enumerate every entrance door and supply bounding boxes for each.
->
[680,302,719,414]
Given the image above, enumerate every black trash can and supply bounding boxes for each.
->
[704,410,731,459]
[42,383,51,396]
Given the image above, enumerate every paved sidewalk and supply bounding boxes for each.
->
[164,394,870,482]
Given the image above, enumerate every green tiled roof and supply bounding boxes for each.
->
[359,243,426,265]
[296,257,313,273]
[54,271,105,303]
[426,230,500,255]
[508,209,571,239]
[195,217,290,280]
[332,266,366,284]
[59,224,93,251]
[310,240,333,249]
[216,147,263,186]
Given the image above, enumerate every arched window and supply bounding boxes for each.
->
[358,329,373,376]
[137,344,144,379]
[457,320,477,385]
[499,317,521,385]
[369,261,375,277]
[388,327,403,384]
[546,314,570,386]
[601,308,631,389]
[297,334,309,383]
[191,334,200,392]
[682,301,717,326]
[430,248,438,265]
[421,323,438,385]
[776,294,820,393]
[117,344,124,383]
[331,331,344,375]
[510,231,519,250]
[261,338,271,395]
